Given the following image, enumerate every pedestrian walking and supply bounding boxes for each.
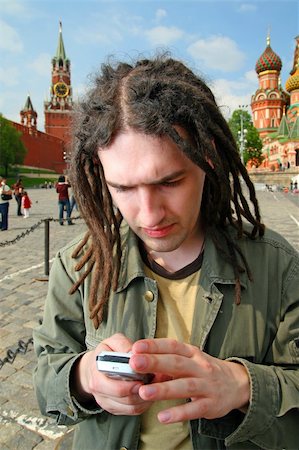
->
[21,190,32,218]
[0,176,13,231]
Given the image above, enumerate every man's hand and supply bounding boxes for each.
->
[72,333,153,416]
[130,338,250,424]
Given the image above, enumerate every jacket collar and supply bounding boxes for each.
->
[200,228,249,292]
[116,223,249,293]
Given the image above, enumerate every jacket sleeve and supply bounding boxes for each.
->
[33,250,102,425]
[201,252,299,450]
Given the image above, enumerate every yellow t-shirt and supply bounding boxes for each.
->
[139,265,200,450]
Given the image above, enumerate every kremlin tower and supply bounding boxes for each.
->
[20,95,38,135]
[44,22,73,145]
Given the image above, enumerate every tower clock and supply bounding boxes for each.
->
[53,81,69,98]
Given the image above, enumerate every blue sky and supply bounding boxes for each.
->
[0,0,298,131]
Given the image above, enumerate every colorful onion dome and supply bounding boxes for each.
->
[286,67,299,92]
[255,36,282,74]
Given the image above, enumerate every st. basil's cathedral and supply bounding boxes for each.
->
[251,34,299,171]
[8,25,299,174]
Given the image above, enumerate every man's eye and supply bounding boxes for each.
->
[114,186,130,193]
[161,180,180,187]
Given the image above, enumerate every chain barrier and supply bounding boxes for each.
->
[0,218,45,247]
[0,215,81,248]
[0,337,33,370]
[0,319,43,370]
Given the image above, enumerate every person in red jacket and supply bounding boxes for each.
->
[21,191,32,218]
[56,175,73,225]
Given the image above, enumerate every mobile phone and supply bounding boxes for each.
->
[96,351,153,383]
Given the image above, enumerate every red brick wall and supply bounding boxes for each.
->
[11,121,67,172]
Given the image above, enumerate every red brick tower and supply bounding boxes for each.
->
[20,95,38,135]
[251,33,289,139]
[44,22,73,144]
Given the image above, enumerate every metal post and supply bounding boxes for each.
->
[240,110,244,164]
[44,219,50,276]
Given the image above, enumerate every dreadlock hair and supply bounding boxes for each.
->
[69,53,265,329]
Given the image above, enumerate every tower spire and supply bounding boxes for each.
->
[56,21,66,60]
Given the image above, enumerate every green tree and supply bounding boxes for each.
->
[0,114,27,176]
[228,109,263,166]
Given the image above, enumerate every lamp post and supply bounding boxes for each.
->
[238,105,248,165]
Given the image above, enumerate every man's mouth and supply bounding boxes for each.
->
[142,224,174,238]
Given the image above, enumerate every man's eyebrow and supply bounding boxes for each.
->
[106,170,185,189]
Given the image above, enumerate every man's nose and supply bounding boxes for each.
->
[138,187,165,227]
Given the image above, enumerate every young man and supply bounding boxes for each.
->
[33,56,299,449]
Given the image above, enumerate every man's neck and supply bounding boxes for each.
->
[146,237,205,273]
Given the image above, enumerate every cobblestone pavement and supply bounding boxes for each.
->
[0,188,298,449]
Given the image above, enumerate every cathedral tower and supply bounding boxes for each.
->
[251,34,288,139]
[285,35,299,123]
[44,22,73,144]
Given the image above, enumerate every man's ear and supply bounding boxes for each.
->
[206,140,216,169]
[206,158,214,169]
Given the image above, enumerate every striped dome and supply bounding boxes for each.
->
[255,44,282,74]
[286,67,299,92]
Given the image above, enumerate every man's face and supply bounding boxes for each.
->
[98,130,206,257]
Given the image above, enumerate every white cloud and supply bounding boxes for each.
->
[1,0,40,19]
[30,53,51,76]
[187,35,246,72]
[238,3,257,13]
[0,90,22,123]
[0,19,23,52]
[210,76,256,118]
[75,26,122,45]
[244,69,257,83]
[155,9,167,22]
[145,26,184,46]
[0,66,19,86]
[0,0,28,16]
[76,10,144,44]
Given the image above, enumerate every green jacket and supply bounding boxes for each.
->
[33,223,299,450]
